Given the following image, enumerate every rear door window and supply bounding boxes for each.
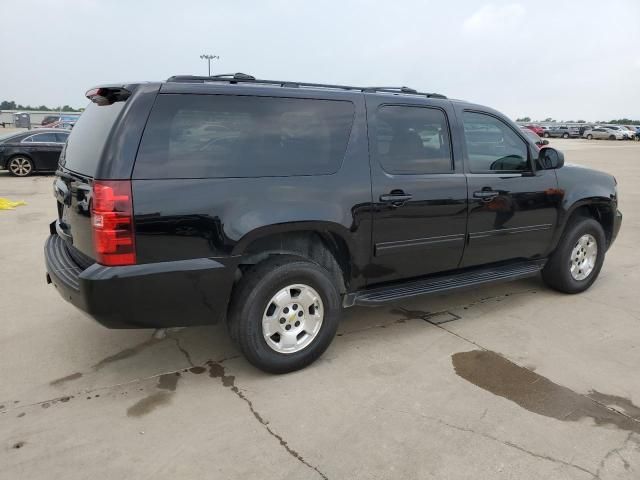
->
[374,105,452,174]
[134,94,355,179]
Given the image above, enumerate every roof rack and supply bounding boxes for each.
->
[362,86,447,99]
[165,73,447,99]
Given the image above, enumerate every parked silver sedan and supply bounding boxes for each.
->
[583,127,624,140]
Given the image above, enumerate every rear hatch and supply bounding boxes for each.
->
[54,99,127,264]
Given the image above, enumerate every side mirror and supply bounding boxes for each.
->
[538,146,564,169]
[542,139,549,145]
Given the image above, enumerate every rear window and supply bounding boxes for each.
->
[134,94,355,179]
[60,102,125,175]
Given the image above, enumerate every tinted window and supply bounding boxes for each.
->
[55,132,69,143]
[463,111,529,172]
[61,102,125,175]
[134,94,355,179]
[374,105,452,174]
[25,133,57,143]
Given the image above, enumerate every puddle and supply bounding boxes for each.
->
[50,372,83,386]
[452,350,640,434]
[588,391,640,421]
[208,362,236,387]
[127,392,172,417]
[157,372,180,391]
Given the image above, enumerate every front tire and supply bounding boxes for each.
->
[562,133,569,139]
[228,255,341,373]
[7,156,34,177]
[587,134,593,140]
[542,217,606,294]
[609,135,615,140]
[543,132,550,138]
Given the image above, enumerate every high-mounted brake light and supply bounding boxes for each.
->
[91,180,136,266]
[86,87,131,106]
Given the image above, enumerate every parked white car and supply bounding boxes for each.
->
[621,126,637,140]
[604,125,633,139]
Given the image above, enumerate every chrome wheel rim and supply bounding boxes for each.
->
[9,157,32,176]
[570,234,597,281]
[262,284,324,354]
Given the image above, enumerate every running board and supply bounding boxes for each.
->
[344,260,546,307]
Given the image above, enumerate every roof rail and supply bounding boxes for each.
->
[165,73,447,98]
[362,86,447,99]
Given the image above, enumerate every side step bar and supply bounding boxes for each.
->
[344,260,546,307]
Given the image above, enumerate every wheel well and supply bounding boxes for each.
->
[568,205,614,246]
[237,231,350,293]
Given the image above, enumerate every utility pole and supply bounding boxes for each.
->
[199,54,219,76]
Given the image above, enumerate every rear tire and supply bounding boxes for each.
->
[227,255,341,373]
[543,132,550,138]
[7,155,34,177]
[587,134,593,140]
[562,133,569,139]
[542,217,606,294]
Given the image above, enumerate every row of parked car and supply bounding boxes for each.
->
[522,124,639,140]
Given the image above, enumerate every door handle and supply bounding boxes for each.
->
[473,190,499,201]
[379,192,412,207]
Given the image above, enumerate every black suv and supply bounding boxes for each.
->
[45,74,622,373]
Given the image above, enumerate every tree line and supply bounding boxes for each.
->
[0,100,83,112]
[516,116,639,124]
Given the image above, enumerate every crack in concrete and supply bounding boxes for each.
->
[387,407,600,479]
[207,361,328,480]
[596,432,636,477]
[168,335,195,367]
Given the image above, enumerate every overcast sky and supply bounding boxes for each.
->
[1,0,638,121]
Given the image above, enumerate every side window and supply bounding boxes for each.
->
[462,111,529,173]
[26,133,57,143]
[135,94,355,179]
[55,133,69,143]
[375,105,452,174]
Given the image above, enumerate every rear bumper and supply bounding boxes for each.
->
[44,232,237,328]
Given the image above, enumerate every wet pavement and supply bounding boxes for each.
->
[1,138,639,479]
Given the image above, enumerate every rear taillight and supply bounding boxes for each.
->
[91,180,136,266]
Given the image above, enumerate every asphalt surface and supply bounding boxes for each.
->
[1,138,639,479]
